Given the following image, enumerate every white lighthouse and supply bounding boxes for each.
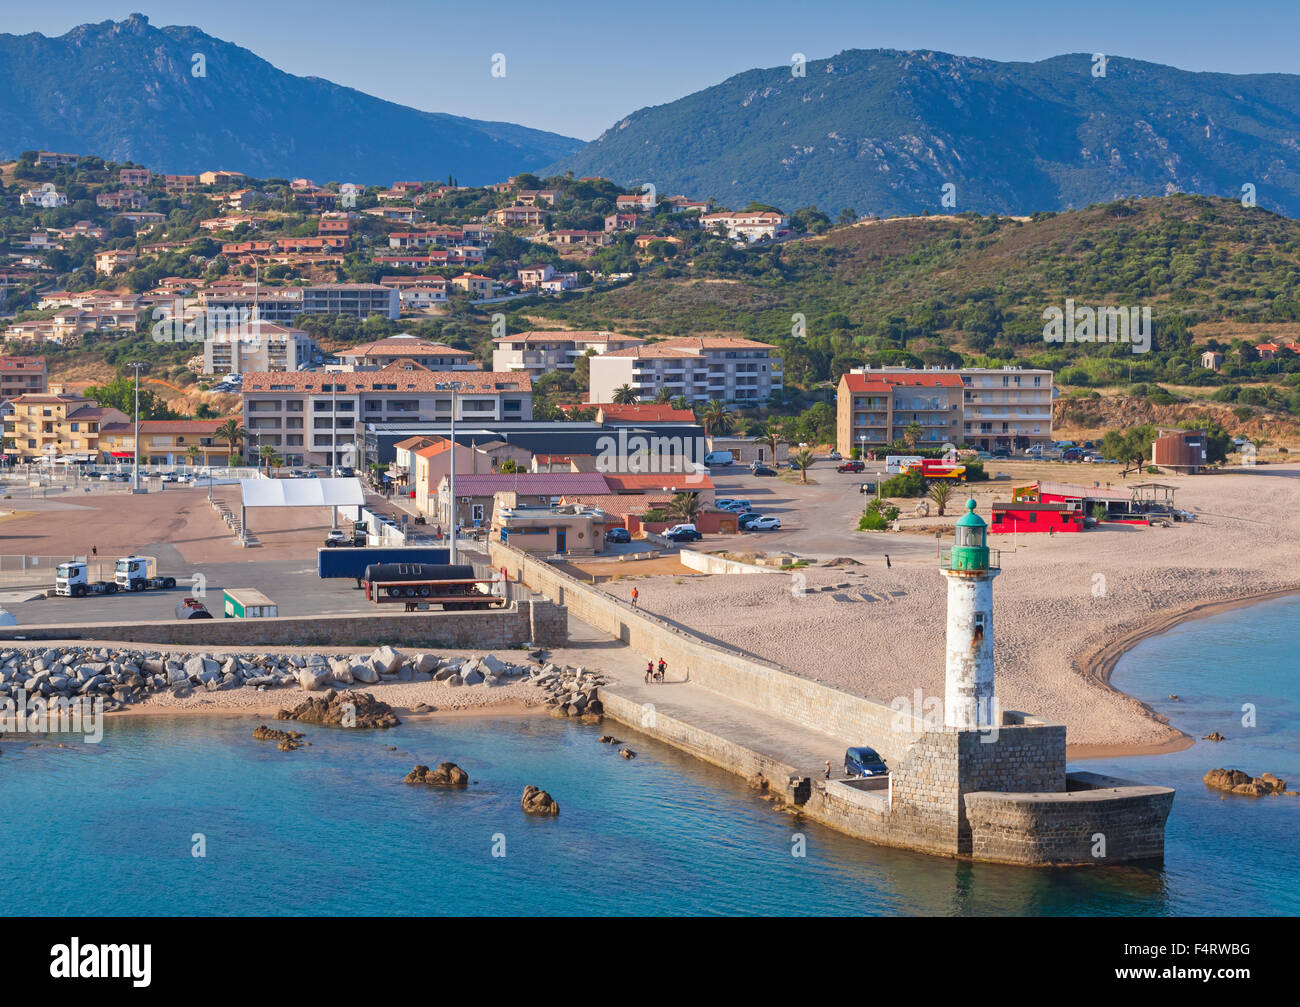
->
[940,499,1000,730]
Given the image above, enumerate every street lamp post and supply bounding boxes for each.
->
[435,382,463,564]
[126,361,149,493]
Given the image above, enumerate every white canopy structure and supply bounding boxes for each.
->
[236,477,366,545]
[239,477,365,508]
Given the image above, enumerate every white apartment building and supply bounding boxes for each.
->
[699,211,790,242]
[203,321,314,375]
[241,364,532,467]
[588,337,783,405]
[957,367,1055,450]
[492,330,644,375]
[335,335,478,370]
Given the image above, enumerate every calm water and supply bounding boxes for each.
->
[1,598,1296,916]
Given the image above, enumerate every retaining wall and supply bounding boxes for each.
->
[0,599,568,649]
[677,549,785,576]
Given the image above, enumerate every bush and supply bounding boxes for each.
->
[963,460,989,482]
[858,499,900,531]
[880,468,928,497]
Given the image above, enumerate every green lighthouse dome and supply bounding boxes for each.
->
[948,499,990,571]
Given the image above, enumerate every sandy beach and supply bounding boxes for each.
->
[596,464,1300,755]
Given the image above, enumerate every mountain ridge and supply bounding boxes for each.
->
[0,13,583,184]
[548,48,1300,217]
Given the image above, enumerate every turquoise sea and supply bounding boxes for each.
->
[1,596,1297,916]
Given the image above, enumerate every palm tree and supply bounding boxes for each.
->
[904,422,922,450]
[699,399,734,438]
[271,455,285,477]
[216,419,250,462]
[670,396,689,412]
[792,449,814,484]
[184,444,201,468]
[259,444,276,474]
[666,492,701,523]
[655,386,672,404]
[612,384,638,405]
[929,480,952,516]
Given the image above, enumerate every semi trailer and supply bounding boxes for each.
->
[361,563,505,611]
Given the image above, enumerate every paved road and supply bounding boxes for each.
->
[702,463,936,560]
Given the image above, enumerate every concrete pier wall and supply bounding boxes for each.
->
[495,541,1172,866]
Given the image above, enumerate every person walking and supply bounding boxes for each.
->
[645,660,653,684]
[824,760,832,780]
[657,658,666,682]
[630,587,639,608]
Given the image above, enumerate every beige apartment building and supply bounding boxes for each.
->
[492,330,644,376]
[3,393,128,462]
[241,363,532,468]
[837,366,1054,454]
[203,321,314,375]
[836,371,964,455]
[588,337,783,406]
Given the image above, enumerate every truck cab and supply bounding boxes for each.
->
[116,556,153,590]
[114,556,176,592]
[55,561,88,597]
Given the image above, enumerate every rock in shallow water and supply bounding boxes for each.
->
[521,785,559,815]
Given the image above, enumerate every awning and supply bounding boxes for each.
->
[239,477,365,508]
[110,451,134,458]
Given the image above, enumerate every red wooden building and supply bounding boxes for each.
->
[990,501,1083,533]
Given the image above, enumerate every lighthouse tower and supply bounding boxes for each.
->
[941,499,1000,730]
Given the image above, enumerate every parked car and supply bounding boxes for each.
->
[973,450,992,460]
[605,527,631,544]
[715,498,737,509]
[751,465,777,477]
[990,449,1011,459]
[737,512,763,529]
[747,516,781,530]
[665,525,702,543]
[827,450,842,460]
[1061,447,1085,462]
[836,460,866,473]
[844,746,890,778]
[324,529,350,547]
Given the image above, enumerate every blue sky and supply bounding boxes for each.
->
[7,1,1300,139]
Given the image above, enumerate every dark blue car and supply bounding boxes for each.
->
[844,746,889,778]
[605,528,631,543]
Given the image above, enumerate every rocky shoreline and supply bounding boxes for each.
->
[0,644,608,716]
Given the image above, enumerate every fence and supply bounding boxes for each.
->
[0,555,112,587]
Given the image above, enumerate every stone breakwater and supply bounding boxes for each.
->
[0,644,607,714]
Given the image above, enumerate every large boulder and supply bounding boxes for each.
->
[369,646,403,675]
[296,667,331,691]
[330,658,354,684]
[461,668,484,686]
[351,661,380,685]
[184,655,219,681]
[521,785,559,815]
[413,653,439,675]
[479,654,509,677]
[405,762,469,787]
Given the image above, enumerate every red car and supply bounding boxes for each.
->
[836,460,866,473]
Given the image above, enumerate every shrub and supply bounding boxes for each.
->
[963,460,988,482]
[880,468,928,497]
[858,499,900,531]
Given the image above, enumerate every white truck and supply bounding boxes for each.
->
[55,561,119,597]
[114,556,177,593]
